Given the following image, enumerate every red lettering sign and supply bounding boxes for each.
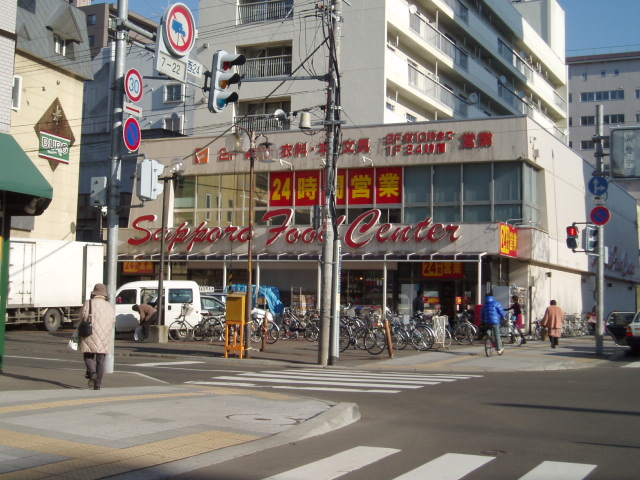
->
[375,167,402,204]
[348,168,374,205]
[295,171,321,206]
[269,171,294,207]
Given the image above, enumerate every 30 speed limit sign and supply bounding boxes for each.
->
[125,68,144,103]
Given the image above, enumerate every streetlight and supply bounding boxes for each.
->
[154,159,185,342]
[226,127,278,353]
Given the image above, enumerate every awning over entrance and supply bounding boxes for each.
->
[0,133,53,215]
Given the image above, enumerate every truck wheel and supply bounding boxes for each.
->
[43,309,62,332]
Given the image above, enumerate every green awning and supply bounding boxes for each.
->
[0,133,53,199]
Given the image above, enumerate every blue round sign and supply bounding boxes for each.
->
[123,117,141,152]
[588,176,608,196]
[590,206,611,226]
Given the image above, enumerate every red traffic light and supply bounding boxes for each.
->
[566,226,579,238]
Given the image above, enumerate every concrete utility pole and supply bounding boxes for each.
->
[318,0,343,366]
[593,105,606,355]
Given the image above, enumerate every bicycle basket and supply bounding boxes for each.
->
[500,317,508,326]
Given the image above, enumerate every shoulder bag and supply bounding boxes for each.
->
[78,299,93,337]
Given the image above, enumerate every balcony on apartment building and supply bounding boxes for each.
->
[238,0,294,25]
[237,53,292,79]
[234,113,290,133]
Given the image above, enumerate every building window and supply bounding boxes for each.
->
[582,73,587,81]
[11,76,22,111]
[580,90,624,102]
[605,114,625,124]
[86,14,97,26]
[88,35,95,47]
[614,69,619,76]
[163,114,184,133]
[636,114,640,123]
[601,70,606,77]
[636,89,640,99]
[164,83,184,103]
[54,35,66,56]
[581,138,610,150]
[406,113,417,122]
[569,117,572,126]
[581,116,595,126]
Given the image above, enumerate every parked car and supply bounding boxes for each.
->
[605,311,636,347]
[624,312,640,354]
[201,294,226,316]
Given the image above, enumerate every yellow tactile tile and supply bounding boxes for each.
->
[0,391,208,414]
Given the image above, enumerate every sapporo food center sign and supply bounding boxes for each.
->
[128,128,496,254]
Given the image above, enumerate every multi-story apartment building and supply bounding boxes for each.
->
[193,0,568,141]
[76,2,198,242]
[566,50,640,170]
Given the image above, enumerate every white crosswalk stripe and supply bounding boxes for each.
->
[186,369,482,394]
[261,448,597,480]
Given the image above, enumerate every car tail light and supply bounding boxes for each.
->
[626,326,633,337]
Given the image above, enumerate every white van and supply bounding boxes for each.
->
[114,280,203,332]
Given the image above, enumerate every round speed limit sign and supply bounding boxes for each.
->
[125,68,144,103]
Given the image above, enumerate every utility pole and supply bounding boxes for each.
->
[593,105,606,355]
[104,0,128,373]
[318,0,343,366]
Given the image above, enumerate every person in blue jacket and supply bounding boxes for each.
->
[481,294,506,354]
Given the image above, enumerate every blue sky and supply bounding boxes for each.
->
[126,0,640,55]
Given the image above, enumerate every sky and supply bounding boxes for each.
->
[125,0,640,56]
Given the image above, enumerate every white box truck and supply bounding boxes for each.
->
[6,239,104,332]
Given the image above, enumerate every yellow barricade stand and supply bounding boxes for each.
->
[225,293,248,358]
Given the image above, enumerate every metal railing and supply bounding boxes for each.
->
[238,0,294,25]
[238,54,292,79]
[234,114,290,132]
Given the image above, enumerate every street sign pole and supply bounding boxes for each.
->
[593,104,607,356]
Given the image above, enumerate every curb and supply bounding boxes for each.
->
[104,402,361,480]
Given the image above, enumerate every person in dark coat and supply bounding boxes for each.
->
[505,295,527,344]
[79,283,115,390]
[481,294,506,354]
[412,290,425,317]
[132,303,157,341]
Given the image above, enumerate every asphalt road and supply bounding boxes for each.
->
[3,328,639,479]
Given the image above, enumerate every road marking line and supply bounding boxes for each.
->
[622,362,640,368]
[134,361,206,367]
[518,460,596,480]
[239,373,441,385]
[210,375,424,389]
[392,453,494,479]
[263,446,400,480]
[185,382,401,393]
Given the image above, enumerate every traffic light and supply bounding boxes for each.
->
[584,225,599,252]
[207,50,246,113]
[136,159,163,201]
[566,225,579,250]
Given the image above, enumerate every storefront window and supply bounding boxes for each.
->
[404,165,431,203]
[494,162,521,201]
[404,206,431,223]
[433,205,460,222]
[463,163,490,201]
[175,177,195,208]
[433,165,460,202]
[463,205,491,222]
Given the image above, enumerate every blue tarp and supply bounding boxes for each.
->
[227,284,285,315]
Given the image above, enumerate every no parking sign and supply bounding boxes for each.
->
[123,117,141,152]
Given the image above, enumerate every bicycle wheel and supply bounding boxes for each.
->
[443,328,452,347]
[354,327,369,350]
[207,319,226,341]
[392,328,409,350]
[484,334,495,357]
[513,332,523,346]
[364,328,386,355]
[453,324,474,345]
[250,322,263,343]
[192,321,206,341]
[266,323,280,344]
[339,325,352,352]
[411,325,434,351]
[169,321,190,341]
[304,325,319,342]
[533,326,542,341]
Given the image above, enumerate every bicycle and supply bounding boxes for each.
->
[249,311,280,344]
[168,303,196,341]
[484,326,504,357]
[452,311,477,345]
[500,316,523,346]
[192,314,226,342]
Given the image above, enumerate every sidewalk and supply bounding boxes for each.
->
[0,333,632,479]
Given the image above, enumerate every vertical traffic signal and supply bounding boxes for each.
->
[584,225,599,252]
[208,50,246,113]
[136,159,163,201]
[566,225,579,250]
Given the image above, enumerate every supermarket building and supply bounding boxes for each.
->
[118,116,639,326]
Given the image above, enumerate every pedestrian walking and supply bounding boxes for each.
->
[541,300,564,348]
[132,303,157,341]
[481,294,506,355]
[79,283,115,390]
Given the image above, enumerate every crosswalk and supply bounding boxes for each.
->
[185,369,481,394]
[261,447,597,480]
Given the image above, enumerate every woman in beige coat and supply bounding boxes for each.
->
[79,283,116,390]
[541,300,564,348]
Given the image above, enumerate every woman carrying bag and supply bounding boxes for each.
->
[79,283,115,390]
